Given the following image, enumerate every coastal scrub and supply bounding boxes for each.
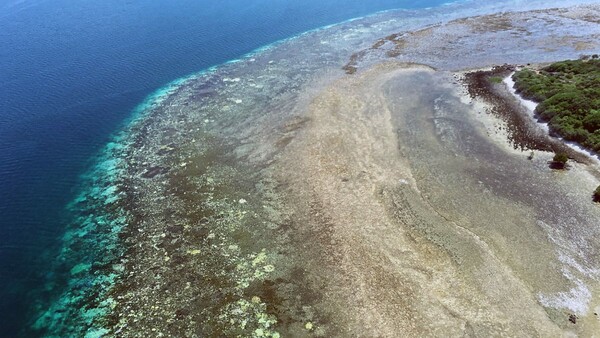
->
[512,59,600,152]
[551,153,569,169]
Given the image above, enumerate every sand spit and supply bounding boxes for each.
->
[36,4,600,338]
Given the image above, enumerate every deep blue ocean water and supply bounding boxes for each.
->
[0,0,459,335]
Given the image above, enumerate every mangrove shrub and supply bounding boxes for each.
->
[513,59,600,152]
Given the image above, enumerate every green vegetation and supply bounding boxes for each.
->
[552,152,569,169]
[489,76,504,84]
[512,59,600,152]
[553,153,569,163]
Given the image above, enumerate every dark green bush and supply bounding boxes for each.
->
[553,153,569,164]
[490,76,503,84]
[583,110,600,132]
[583,131,600,152]
[551,153,569,169]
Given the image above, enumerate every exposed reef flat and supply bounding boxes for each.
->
[345,4,600,72]
[35,2,600,337]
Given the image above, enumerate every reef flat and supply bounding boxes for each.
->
[35,2,600,337]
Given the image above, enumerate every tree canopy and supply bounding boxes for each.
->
[513,59,600,152]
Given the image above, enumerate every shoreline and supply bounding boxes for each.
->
[462,65,592,164]
[503,71,600,165]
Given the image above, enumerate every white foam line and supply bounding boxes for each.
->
[503,75,549,132]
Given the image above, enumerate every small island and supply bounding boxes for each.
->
[512,58,600,152]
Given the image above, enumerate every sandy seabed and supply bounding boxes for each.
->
[36,2,600,337]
